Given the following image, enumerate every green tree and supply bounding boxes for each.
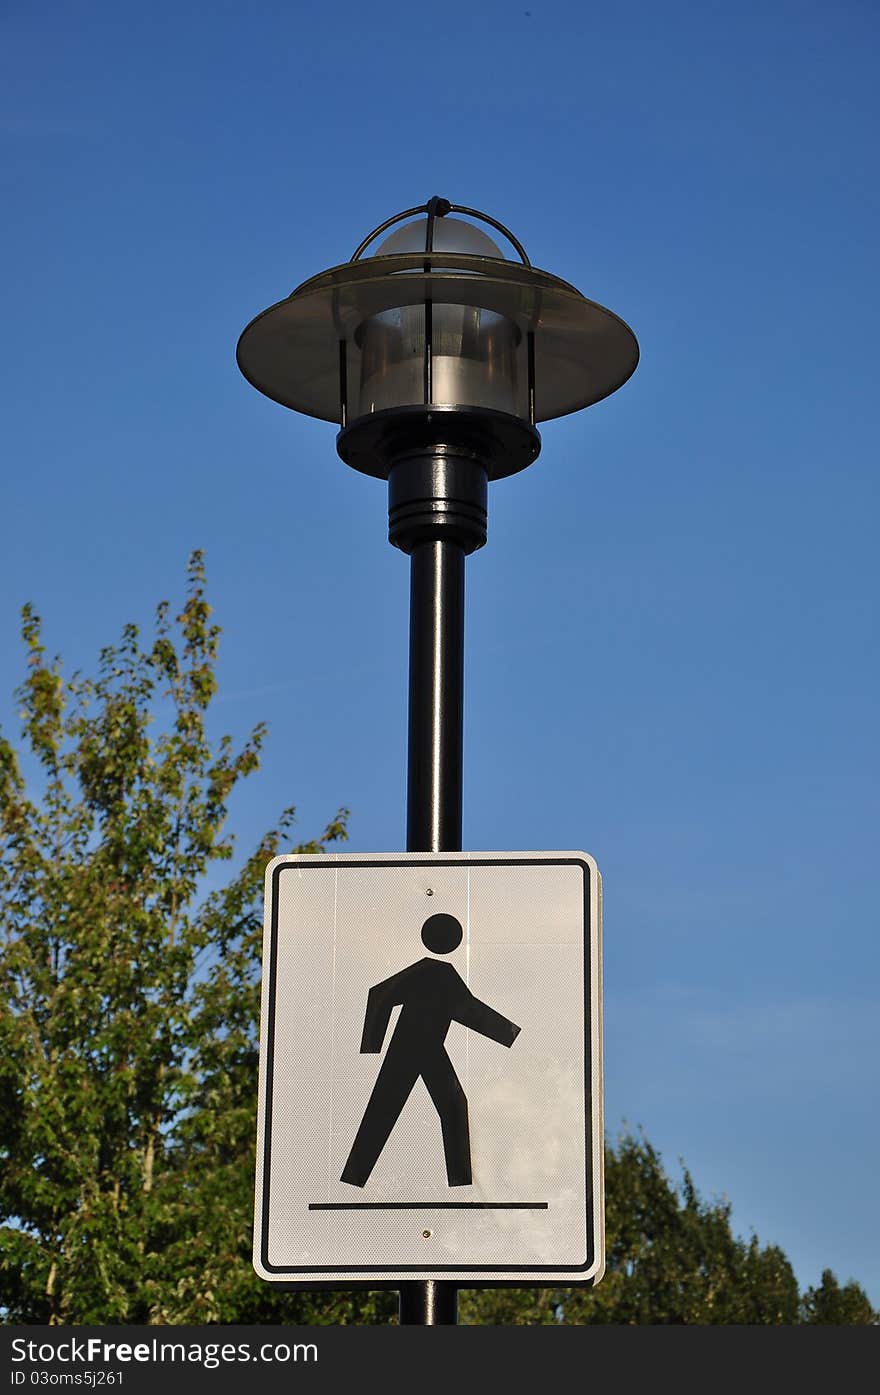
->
[0,554,392,1323]
[563,1133,802,1323]
[800,1269,878,1325]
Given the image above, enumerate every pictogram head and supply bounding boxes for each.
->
[421,913,463,954]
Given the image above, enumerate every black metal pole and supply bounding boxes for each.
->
[383,437,489,1328]
[405,539,465,854]
[397,536,465,1326]
[399,1275,458,1326]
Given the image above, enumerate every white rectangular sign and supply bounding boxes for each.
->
[254,851,603,1284]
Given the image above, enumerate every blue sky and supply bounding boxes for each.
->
[2,0,878,1305]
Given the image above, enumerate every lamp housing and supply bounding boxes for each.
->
[236,197,639,484]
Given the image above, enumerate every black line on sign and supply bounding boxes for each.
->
[308,1202,549,1211]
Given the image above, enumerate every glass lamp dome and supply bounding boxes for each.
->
[357,214,522,421]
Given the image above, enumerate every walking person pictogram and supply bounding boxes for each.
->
[340,912,521,1188]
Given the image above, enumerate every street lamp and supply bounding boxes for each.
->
[237,196,638,1324]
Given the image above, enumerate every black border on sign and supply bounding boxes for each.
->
[258,855,595,1281]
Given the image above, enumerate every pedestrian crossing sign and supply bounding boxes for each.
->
[254,850,603,1285]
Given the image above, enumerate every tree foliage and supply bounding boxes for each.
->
[800,1269,878,1325]
[0,554,363,1323]
[0,558,875,1326]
